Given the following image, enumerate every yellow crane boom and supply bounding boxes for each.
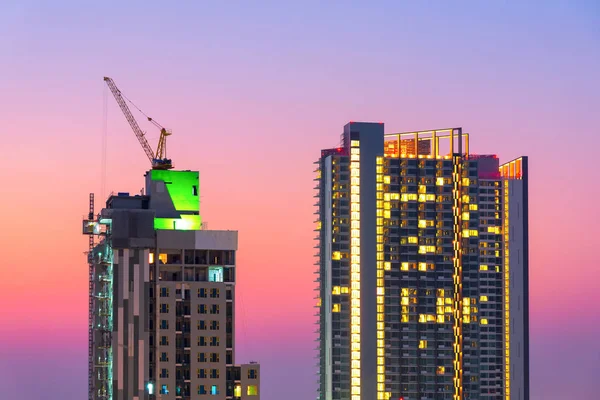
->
[103,77,173,170]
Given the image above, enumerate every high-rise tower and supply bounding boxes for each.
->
[315,122,528,400]
[83,170,260,400]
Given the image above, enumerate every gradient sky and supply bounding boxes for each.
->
[1,1,599,399]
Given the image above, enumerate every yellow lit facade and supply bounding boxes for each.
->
[452,154,464,400]
[350,139,361,400]
[316,123,529,400]
[503,179,511,400]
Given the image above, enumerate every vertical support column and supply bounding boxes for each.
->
[452,154,464,400]
[503,179,511,400]
[375,156,385,399]
[415,131,420,156]
[350,139,362,400]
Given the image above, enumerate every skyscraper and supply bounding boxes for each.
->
[83,169,260,400]
[315,122,529,400]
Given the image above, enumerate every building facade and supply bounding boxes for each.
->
[315,122,528,400]
[84,170,260,400]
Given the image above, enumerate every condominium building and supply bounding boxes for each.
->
[83,169,260,400]
[315,122,529,400]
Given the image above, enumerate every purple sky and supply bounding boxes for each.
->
[1,1,599,399]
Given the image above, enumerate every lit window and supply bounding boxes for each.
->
[332,251,341,261]
[234,385,241,397]
[437,366,445,375]
[160,385,169,394]
[333,304,341,313]
[211,385,219,395]
[208,267,223,282]
[481,318,489,325]
[418,340,427,349]
[480,295,488,302]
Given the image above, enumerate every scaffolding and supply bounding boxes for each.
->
[83,193,113,400]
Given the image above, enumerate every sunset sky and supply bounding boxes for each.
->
[1,1,599,399]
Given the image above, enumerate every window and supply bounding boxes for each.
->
[210,353,219,363]
[160,385,169,395]
[210,305,219,314]
[198,353,207,362]
[160,320,169,329]
[208,267,223,282]
[160,287,169,297]
[192,185,198,196]
[160,304,169,313]
[198,288,207,298]
[210,321,219,330]
[210,369,219,379]
[210,288,220,298]
[197,369,206,378]
[234,385,241,397]
[160,368,169,378]
[198,337,207,346]
[198,304,207,314]
[211,385,219,395]
[198,385,207,395]
[210,337,219,347]
[248,369,257,379]
[160,352,168,362]
[160,336,169,346]
[198,320,206,330]
[247,385,258,396]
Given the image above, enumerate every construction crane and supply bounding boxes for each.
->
[103,77,173,170]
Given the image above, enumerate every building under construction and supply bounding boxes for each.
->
[83,79,260,400]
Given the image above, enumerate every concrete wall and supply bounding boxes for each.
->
[112,247,151,400]
[156,230,238,251]
[240,363,260,399]
[507,158,529,400]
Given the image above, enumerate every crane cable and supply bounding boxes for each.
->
[119,90,165,130]
[101,82,108,201]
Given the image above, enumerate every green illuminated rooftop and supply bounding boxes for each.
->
[146,170,202,231]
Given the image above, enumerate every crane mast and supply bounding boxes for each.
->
[103,77,173,170]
